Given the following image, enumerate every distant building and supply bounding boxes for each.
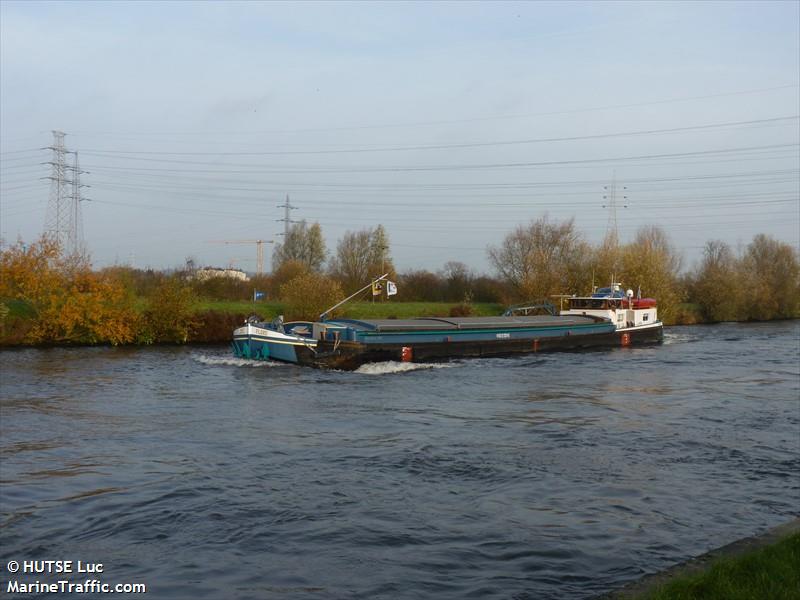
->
[194,267,250,282]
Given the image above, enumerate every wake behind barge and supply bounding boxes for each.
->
[232,282,663,370]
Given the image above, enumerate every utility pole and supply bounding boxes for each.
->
[276,194,298,237]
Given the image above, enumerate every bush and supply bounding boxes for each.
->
[0,299,35,344]
[189,310,252,343]
[739,234,800,320]
[449,292,475,317]
[0,238,138,345]
[191,275,251,301]
[270,260,310,297]
[279,273,343,321]
[471,275,504,303]
[398,270,446,301]
[139,277,198,343]
[449,303,474,317]
[689,241,743,323]
[686,235,800,322]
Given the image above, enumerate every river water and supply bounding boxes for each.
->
[1,322,798,599]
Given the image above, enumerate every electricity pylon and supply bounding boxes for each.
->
[276,195,298,237]
[602,173,628,249]
[602,173,628,280]
[43,131,88,255]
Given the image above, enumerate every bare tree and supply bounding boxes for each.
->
[440,261,473,302]
[272,221,326,272]
[329,225,395,292]
[487,216,589,301]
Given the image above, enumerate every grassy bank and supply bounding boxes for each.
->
[190,300,503,343]
[341,301,503,319]
[199,299,503,319]
[197,299,284,315]
[0,296,791,347]
[637,532,800,600]
[601,520,800,600]
[208,298,701,324]
[0,298,505,346]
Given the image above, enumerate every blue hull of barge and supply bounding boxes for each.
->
[232,338,299,363]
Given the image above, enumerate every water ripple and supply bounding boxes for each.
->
[0,321,798,599]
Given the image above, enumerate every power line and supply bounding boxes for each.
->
[0,148,41,156]
[85,173,798,205]
[77,116,800,156]
[77,144,799,176]
[89,196,797,225]
[65,83,800,136]
[82,171,800,204]
[82,167,799,193]
[79,143,799,171]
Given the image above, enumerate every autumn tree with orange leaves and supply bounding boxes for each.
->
[0,237,138,345]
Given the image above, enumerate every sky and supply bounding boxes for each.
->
[1,0,798,275]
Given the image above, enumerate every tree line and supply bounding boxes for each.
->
[1,217,797,346]
[689,235,800,322]
[264,216,799,324]
[0,239,198,345]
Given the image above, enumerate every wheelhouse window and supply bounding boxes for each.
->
[569,298,612,310]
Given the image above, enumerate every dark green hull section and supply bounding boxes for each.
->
[294,323,663,370]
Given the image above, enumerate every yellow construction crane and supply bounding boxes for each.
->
[207,239,273,275]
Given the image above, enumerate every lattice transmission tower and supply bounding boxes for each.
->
[601,173,628,282]
[602,173,628,248]
[43,131,88,255]
[276,194,298,237]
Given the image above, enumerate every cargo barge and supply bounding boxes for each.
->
[232,276,663,370]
